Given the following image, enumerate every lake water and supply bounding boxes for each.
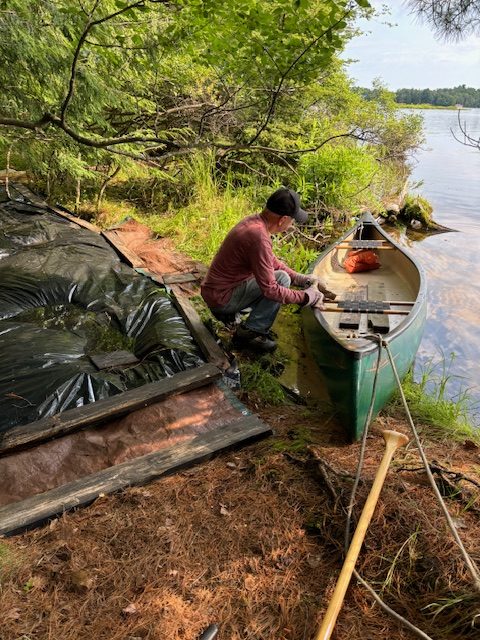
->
[402,108,480,421]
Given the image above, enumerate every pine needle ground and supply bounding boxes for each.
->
[1,408,479,640]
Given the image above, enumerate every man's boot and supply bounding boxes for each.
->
[232,324,277,353]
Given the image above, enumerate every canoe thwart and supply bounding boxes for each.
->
[338,300,391,311]
[323,307,410,316]
[336,240,394,250]
[325,300,414,307]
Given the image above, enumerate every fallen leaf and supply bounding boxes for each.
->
[452,517,467,529]
[70,569,94,591]
[306,554,322,569]
[122,603,139,616]
[219,504,231,517]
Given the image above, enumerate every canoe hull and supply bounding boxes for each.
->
[302,299,426,440]
[302,214,427,440]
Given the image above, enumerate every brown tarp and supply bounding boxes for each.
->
[0,384,243,506]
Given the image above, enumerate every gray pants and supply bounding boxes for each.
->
[211,270,291,334]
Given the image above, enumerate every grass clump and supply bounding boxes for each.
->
[271,425,313,453]
[400,194,433,226]
[0,542,21,581]
[238,359,287,406]
[388,355,478,441]
[144,154,254,264]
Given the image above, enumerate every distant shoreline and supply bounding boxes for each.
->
[395,103,468,110]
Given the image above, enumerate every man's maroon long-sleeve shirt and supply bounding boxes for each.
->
[201,214,308,309]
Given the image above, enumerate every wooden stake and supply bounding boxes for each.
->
[314,430,409,640]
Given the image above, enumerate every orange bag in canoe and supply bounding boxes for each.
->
[343,249,380,274]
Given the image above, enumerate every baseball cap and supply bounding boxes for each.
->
[266,188,308,224]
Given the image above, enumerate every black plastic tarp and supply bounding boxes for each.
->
[0,185,204,432]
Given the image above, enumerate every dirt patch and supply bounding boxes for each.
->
[111,219,207,290]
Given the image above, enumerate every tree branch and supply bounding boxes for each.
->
[451,109,480,150]
[61,0,168,123]
[248,6,354,145]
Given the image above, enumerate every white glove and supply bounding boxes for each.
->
[303,286,325,309]
[305,276,336,301]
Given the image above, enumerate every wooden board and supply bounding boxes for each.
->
[368,282,390,333]
[102,229,144,268]
[134,267,164,285]
[170,284,230,371]
[11,183,100,233]
[89,350,139,370]
[0,363,221,454]
[0,414,272,536]
[163,272,198,285]
[339,285,367,330]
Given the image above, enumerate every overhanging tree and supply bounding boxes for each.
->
[0,0,374,182]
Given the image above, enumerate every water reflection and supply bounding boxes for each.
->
[398,108,480,422]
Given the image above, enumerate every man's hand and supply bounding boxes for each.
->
[306,276,336,301]
[303,285,325,309]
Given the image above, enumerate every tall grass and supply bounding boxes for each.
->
[388,354,478,441]
[143,153,321,272]
[145,154,254,263]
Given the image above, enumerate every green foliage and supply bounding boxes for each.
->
[23,578,35,593]
[400,194,433,225]
[239,360,287,406]
[146,153,254,262]
[0,0,372,198]
[388,355,478,441]
[297,144,380,214]
[273,236,318,273]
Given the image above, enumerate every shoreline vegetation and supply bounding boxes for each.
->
[396,103,466,110]
[360,85,480,109]
[75,167,478,438]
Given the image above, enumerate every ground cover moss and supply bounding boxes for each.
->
[15,304,135,355]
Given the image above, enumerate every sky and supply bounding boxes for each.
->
[342,1,480,90]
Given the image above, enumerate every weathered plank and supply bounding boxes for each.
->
[170,284,230,371]
[0,415,272,536]
[0,363,221,454]
[339,285,367,330]
[102,229,144,268]
[163,272,198,285]
[89,350,140,370]
[12,183,101,233]
[134,267,164,285]
[368,282,390,333]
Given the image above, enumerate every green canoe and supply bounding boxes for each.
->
[302,213,427,440]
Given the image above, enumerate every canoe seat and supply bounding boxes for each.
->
[339,285,367,330]
[368,282,390,333]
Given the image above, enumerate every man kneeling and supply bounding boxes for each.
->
[201,188,334,352]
